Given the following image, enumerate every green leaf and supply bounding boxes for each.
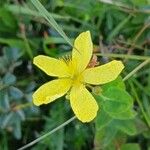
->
[0,38,26,53]
[9,86,24,99]
[13,119,22,139]
[4,47,23,61]
[111,119,137,136]
[108,108,136,120]
[131,0,148,7]
[102,76,126,91]
[101,87,133,115]
[95,108,113,131]
[0,90,10,110]
[95,123,118,148]
[3,73,16,85]
[0,8,18,32]
[0,8,17,28]
[121,143,140,150]
[1,113,13,128]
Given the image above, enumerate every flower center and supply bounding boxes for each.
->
[72,74,83,86]
[61,55,84,86]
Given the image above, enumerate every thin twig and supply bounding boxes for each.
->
[96,53,150,60]
[19,23,33,59]
[18,116,76,150]
[98,0,150,14]
[123,59,150,81]
[98,0,132,9]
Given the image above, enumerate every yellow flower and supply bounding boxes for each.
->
[33,31,124,122]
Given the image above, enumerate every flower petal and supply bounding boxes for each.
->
[33,55,70,77]
[83,60,124,85]
[72,31,93,73]
[70,85,99,122]
[33,79,72,106]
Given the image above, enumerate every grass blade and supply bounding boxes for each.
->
[30,0,73,47]
[107,15,132,42]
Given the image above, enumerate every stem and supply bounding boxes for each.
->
[96,53,150,60]
[18,116,76,150]
[123,59,150,81]
[19,23,33,59]
[98,0,150,14]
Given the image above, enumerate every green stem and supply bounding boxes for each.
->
[123,59,150,81]
[18,116,76,150]
[98,0,150,14]
[96,53,150,60]
[31,0,73,47]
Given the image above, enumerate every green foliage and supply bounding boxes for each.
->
[0,8,18,34]
[0,0,150,149]
[102,87,133,115]
[94,77,138,149]
[0,47,38,142]
[121,143,140,150]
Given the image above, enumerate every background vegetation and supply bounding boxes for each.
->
[0,0,150,150]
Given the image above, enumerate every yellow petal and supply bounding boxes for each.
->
[33,55,70,77]
[70,85,99,122]
[72,31,93,73]
[83,60,124,85]
[33,79,72,106]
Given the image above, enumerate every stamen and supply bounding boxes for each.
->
[60,54,72,65]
